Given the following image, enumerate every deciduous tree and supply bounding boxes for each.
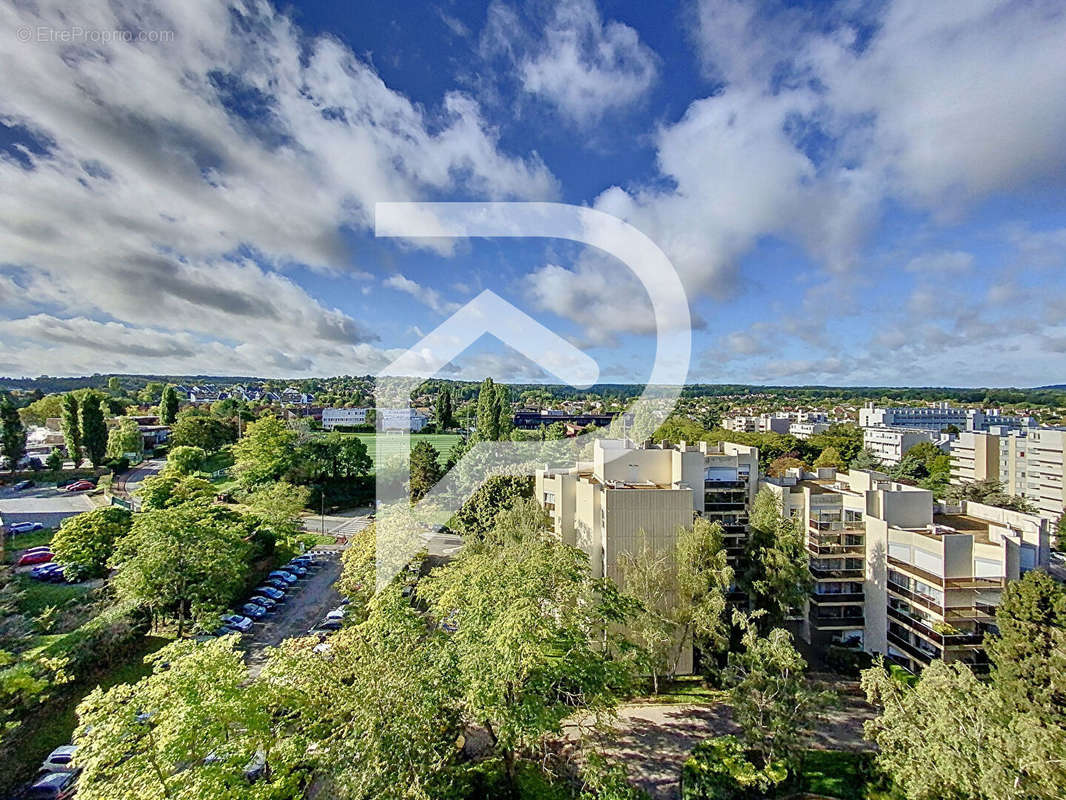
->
[158,384,179,424]
[409,440,442,501]
[79,392,108,467]
[231,416,298,487]
[165,445,206,476]
[105,417,143,461]
[0,396,26,468]
[61,393,82,467]
[51,506,133,580]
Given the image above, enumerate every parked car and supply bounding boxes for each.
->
[254,586,286,602]
[325,606,346,621]
[17,550,53,566]
[25,769,77,798]
[240,603,266,621]
[312,618,342,633]
[45,567,74,584]
[23,546,54,555]
[247,595,277,612]
[267,570,298,585]
[283,563,308,577]
[263,578,289,591]
[220,614,253,633]
[213,624,242,637]
[31,563,62,579]
[13,479,34,491]
[8,521,44,534]
[40,745,77,773]
[63,480,94,492]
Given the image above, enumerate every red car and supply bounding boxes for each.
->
[17,549,53,566]
[64,480,94,492]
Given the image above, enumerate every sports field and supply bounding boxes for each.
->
[343,433,461,467]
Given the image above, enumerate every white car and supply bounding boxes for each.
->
[325,606,346,621]
[8,521,44,534]
[221,614,253,633]
[40,744,77,772]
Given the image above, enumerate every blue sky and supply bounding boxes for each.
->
[1,0,1065,387]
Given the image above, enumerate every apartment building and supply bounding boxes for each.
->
[863,427,948,466]
[723,411,828,436]
[949,427,1066,523]
[762,467,1050,672]
[789,421,830,440]
[859,402,1035,432]
[535,437,759,672]
[379,408,429,431]
[321,407,369,429]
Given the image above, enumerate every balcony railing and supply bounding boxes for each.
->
[807,543,865,557]
[887,580,944,613]
[810,612,865,629]
[810,592,866,604]
[887,630,936,665]
[811,567,864,580]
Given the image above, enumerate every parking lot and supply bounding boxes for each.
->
[0,484,93,536]
[242,551,344,677]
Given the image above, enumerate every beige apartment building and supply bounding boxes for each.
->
[762,467,1049,672]
[535,438,759,672]
[863,426,948,466]
[950,427,1066,523]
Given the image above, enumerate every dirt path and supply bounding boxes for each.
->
[573,691,876,800]
[243,553,342,677]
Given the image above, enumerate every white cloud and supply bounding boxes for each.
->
[483,0,658,127]
[904,251,975,274]
[383,274,460,315]
[0,0,558,376]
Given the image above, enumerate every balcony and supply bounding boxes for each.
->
[887,630,937,665]
[887,607,985,648]
[811,567,864,580]
[810,592,866,604]
[807,542,865,557]
[704,480,746,489]
[810,610,865,629]
[704,502,747,512]
[887,580,944,613]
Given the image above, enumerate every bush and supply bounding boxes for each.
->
[825,645,874,676]
[681,736,787,800]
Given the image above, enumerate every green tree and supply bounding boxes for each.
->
[409,440,442,501]
[158,384,179,424]
[51,506,133,580]
[674,518,734,670]
[74,637,301,800]
[813,445,844,469]
[743,488,812,631]
[943,479,1036,513]
[263,591,462,799]
[231,416,298,487]
[476,377,501,441]
[495,383,513,438]
[617,534,675,692]
[0,396,27,468]
[849,448,884,471]
[451,475,534,539]
[79,392,108,467]
[165,445,206,476]
[766,455,807,477]
[107,376,121,393]
[137,381,165,405]
[46,447,63,473]
[112,501,249,635]
[245,481,311,542]
[61,393,82,467]
[18,393,64,427]
[169,412,236,452]
[419,533,636,791]
[724,622,829,772]
[136,474,216,511]
[435,387,455,430]
[105,417,143,461]
[985,569,1066,723]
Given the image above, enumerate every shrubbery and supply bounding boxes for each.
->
[681,736,786,799]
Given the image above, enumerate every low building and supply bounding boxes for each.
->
[379,408,429,432]
[789,421,830,439]
[863,426,948,466]
[322,407,369,429]
[512,409,625,430]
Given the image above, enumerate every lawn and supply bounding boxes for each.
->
[341,433,462,468]
[631,675,727,705]
[6,526,54,556]
[798,750,889,800]
[15,574,91,615]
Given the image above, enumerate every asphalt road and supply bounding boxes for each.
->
[243,552,343,677]
[0,485,93,532]
[114,458,165,503]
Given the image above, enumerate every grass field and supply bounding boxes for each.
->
[15,573,90,615]
[343,433,461,467]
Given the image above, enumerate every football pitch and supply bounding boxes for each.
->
[343,433,461,467]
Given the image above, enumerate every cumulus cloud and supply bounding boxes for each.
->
[383,274,460,315]
[482,0,658,127]
[0,0,557,376]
